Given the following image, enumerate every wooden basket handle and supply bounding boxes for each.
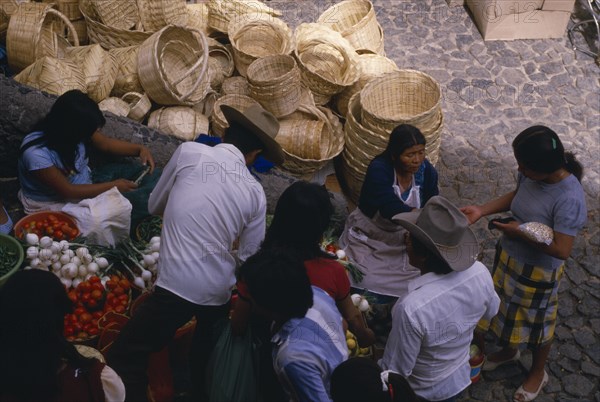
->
[47,8,79,47]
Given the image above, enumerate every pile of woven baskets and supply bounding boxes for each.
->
[1,0,444,200]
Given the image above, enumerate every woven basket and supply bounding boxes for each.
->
[98,97,130,117]
[278,105,344,176]
[7,2,79,72]
[221,76,249,96]
[13,56,86,95]
[109,45,143,96]
[138,25,210,106]
[0,0,23,16]
[80,0,151,50]
[229,13,292,77]
[246,54,302,118]
[335,53,398,117]
[89,0,138,30]
[206,38,234,90]
[360,70,442,134]
[67,18,88,45]
[56,0,82,20]
[318,0,383,55]
[0,7,8,41]
[122,91,151,122]
[210,93,260,137]
[65,44,118,102]
[294,23,359,105]
[207,0,281,34]
[192,89,217,116]
[186,3,210,33]
[148,106,209,142]
[137,0,187,32]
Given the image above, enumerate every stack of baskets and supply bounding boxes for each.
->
[341,70,443,203]
[148,106,209,142]
[206,0,281,34]
[56,0,87,45]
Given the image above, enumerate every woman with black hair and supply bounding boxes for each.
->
[462,126,587,402]
[0,269,125,401]
[17,90,154,213]
[338,124,439,298]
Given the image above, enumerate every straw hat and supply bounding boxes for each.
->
[220,104,284,165]
[392,196,478,272]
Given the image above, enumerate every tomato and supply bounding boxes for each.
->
[35,221,43,229]
[67,291,78,304]
[78,282,92,293]
[72,323,83,333]
[64,326,74,337]
[79,313,93,324]
[115,305,126,314]
[113,286,125,296]
[69,228,78,239]
[74,307,86,316]
[86,299,98,309]
[76,332,88,340]
[119,279,131,291]
[110,297,121,307]
[91,289,103,300]
[45,227,54,236]
[54,230,64,240]
[88,327,99,336]
[105,280,117,290]
[325,244,336,253]
[48,214,58,223]
[92,311,103,319]
[91,283,104,292]
[89,276,101,284]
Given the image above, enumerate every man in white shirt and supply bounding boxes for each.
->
[380,196,500,402]
[107,104,285,402]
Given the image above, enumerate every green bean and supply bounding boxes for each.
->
[0,245,19,276]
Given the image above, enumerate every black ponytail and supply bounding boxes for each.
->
[564,152,584,182]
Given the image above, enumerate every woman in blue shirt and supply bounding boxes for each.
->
[338,124,439,298]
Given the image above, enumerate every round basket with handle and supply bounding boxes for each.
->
[229,13,292,77]
[65,44,119,102]
[109,45,143,97]
[148,106,209,142]
[13,56,86,96]
[7,2,79,72]
[317,0,383,55]
[210,94,260,137]
[137,25,210,106]
[137,0,187,32]
[89,0,139,30]
[122,92,152,122]
[98,97,130,117]
[246,54,302,118]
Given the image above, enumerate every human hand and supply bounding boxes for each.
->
[112,179,138,193]
[460,205,483,224]
[493,220,521,238]
[139,146,155,173]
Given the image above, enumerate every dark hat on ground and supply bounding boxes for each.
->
[392,196,479,271]
[220,104,285,165]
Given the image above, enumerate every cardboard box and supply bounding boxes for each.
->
[466,0,576,40]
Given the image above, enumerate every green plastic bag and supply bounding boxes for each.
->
[207,320,259,402]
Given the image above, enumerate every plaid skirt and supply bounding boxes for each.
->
[477,244,563,348]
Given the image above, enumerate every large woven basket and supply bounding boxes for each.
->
[186,3,209,33]
[65,44,118,102]
[13,56,86,96]
[7,2,79,72]
[137,0,187,32]
[109,46,143,96]
[89,0,138,30]
[210,93,260,137]
[80,0,152,49]
[56,0,82,21]
[0,0,24,16]
[206,38,234,90]
[279,105,344,177]
[98,97,130,117]
[294,23,359,105]
[317,0,383,55]
[221,76,249,96]
[360,70,442,134]
[335,53,398,117]
[229,13,292,77]
[137,25,210,106]
[122,91,151,122]
[192,90,217,116]
[207,0,281,34]
[148,106,209,141]
[246,54,302,118]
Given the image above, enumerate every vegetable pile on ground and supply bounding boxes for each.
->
[18,213,79,241]
[0,243,19,278]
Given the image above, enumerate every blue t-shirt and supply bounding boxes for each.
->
[501,173,587,270]
[271,286,348,402]
[18,132,91,202]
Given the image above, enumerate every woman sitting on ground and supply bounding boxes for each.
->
[338,124,439,298]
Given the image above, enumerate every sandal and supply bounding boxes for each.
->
[513,370,548,402]
[482,349,520,371]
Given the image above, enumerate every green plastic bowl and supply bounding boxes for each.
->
[0,234,24,288]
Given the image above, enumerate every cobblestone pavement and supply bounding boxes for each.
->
[270,0,599,400]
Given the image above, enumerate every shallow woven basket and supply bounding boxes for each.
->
[98,97,130,117]
[210,93,260,137]
[148,106,208,141]
[7,2,79,72]
[221,76,249,96]
[229,13,292,77]
[186,3,210,33]
[13,56,86,95]
[122,91,151,122]
[89,0,138,30]
[278,105,345,176]
[360,70,442,133]
[65,44,118,102]
[57,0,82,21]
[137,0,187,32]
[80,0,152,49]
[109,46,143,97]
[294,23,359,105]
[246,54,302,118]
[207,0,281,34]
[317,0,383,55]
[335,53,398,117]
[138,25,210,106]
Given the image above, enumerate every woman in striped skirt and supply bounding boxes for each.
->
[461,126,587,402]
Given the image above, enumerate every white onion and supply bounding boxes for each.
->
[60,278,72,288]
[52,262,63,272]
[26,233,39,245]
[59,240,69,251]
[134,277,146,289]
[78,265,88,277]
[151,252,160,261]
[39,249,53,260]
[63,249,75,258]
[101,276,110,287]
[26,246,39,260]
[143,254,156,266]
[141,269,153,281]
[150,242,160,252]
[59,254,71,265]
[51,242,61,254]
[72,278,82,289]
[87,262,99,274]
[335,249,346,259]
[76,247,90,259]
[30,258,42,269]
[42,259,53,267]
[358,299,370,313]
[82,254,93,264]
[50,254,60,263]
[350,294,362,307]
[150,236,161,244]
[71,256,81,266]
[39,236,53,249]
[95,257,109,269]
[23,266,32,270]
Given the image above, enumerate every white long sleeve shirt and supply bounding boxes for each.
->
[148,142,266,305]
[380,261,500,401]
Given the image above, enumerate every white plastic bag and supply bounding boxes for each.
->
[62,187,132,247]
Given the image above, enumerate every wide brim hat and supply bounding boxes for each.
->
[392,196,479,271]
[220,104,285,165]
